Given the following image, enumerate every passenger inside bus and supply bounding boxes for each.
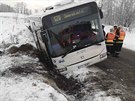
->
[60,22,96,47]
[47,20,101,57]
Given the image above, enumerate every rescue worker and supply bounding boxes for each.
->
[105,28,116,55]
[114,27,126,57]
[113,25,117,33]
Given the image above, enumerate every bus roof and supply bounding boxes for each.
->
[28,0,96,22]
[45,0,96,17]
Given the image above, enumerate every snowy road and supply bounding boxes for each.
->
[96,48,135,100]
[0,13,135,101]
[49,48,135,101]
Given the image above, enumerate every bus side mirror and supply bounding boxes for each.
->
[26,25,33,33]
[40,30,48,42]
[99,8,103,19]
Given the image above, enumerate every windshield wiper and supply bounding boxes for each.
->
[62,45,77,58]
[95,43,101,45]
[61,37,89,58]
[62,41,102,58]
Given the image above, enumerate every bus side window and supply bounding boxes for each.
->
[91,20,98,30]
[98,8,103,19]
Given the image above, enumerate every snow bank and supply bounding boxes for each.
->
[123,29,135,51]
[0,17,35,49]
[0,15,68,101]
[0,76,67,101]
[0,13,133,101]
[0,54,68,101]
[66,66,102,82]
[0,12,27,18]
[65,66,122,101]
[0,55,38,73]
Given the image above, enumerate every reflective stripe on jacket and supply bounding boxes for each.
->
[115,40,123,43]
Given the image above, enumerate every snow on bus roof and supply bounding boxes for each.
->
[28,0,96,20]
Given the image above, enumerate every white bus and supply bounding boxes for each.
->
[28,1,107,73]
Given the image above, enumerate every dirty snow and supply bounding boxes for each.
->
[65,66,102,82]
[65,66,122,101]
[0,12,135,101]
[0,54,68,101]
[0,13,68,101]
[93,91,121,101]
[0,55,38,73]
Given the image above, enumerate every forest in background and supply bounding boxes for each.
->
[100,0,135,27]
[0,2,32,15]
[0,0,135,27]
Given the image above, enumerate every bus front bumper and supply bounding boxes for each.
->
[56,53,107,73]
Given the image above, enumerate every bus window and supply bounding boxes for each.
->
[43,3,104,57]
[47,30,66,56]
[46,18,102,57]
[91,20,99,34]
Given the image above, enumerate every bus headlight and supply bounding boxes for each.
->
[100,53,107,59]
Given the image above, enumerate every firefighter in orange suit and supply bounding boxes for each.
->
[114,27,126,56]
[105,29,116,55]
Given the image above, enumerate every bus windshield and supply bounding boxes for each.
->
[46,16,104,57]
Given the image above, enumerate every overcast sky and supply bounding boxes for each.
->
[0,0,99,12]
[0,0,62,10]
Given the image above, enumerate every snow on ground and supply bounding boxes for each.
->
[93,92,121,101]
[65,66,122,101]
[0,13,134,101]
[0,54,68,101]
[0,12,27,18]
[123,29,135,51]
[0,13,68,101]
[0,15,35,49]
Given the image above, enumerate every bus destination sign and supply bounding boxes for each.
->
[51,6,90,25]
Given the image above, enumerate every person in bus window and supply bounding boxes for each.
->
[113,25,118,34]
[61,27,73,47]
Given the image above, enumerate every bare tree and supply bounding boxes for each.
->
[116,0,135,27]
[100,0,135,27]
[14,2,27,14]
[34,9,39,13]
[100,0,116,25]
[0,3,14,12]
